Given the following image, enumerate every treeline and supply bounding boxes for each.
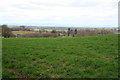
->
[11,26,32,31]
[0,25,116,38]
[17,28,114,38]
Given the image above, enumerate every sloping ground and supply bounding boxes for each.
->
[2,34,118,78]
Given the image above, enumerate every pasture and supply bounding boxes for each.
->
[2,34,118,78]
[12,31,39,35]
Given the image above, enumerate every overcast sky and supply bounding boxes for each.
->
[0,0,119,27]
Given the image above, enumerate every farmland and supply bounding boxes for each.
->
[12,31,39,35]
[2,34,118,78]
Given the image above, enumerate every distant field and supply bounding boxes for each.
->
[44,29,68,32]
[12,31,39,35]
[2,34,118,78]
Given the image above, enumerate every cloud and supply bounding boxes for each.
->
[0,0,119,27]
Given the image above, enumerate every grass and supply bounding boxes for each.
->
[2,34,118,78]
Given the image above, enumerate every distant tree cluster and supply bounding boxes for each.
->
[51,30,57,33]
[1,25,15,38]
[67,28,114,37]
[67,28,77,37]
[11,26,32,31]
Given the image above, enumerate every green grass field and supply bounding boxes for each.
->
[2,34,118,78]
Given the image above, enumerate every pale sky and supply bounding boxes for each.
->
[0,0,119,27]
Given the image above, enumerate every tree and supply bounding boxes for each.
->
[20,26,25,28]
[58,33,60,36]
[75,29,77,34]
[51,30,57,33]
[2,25,15,38]
[68,28,71,36]
[20,26,26,31]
